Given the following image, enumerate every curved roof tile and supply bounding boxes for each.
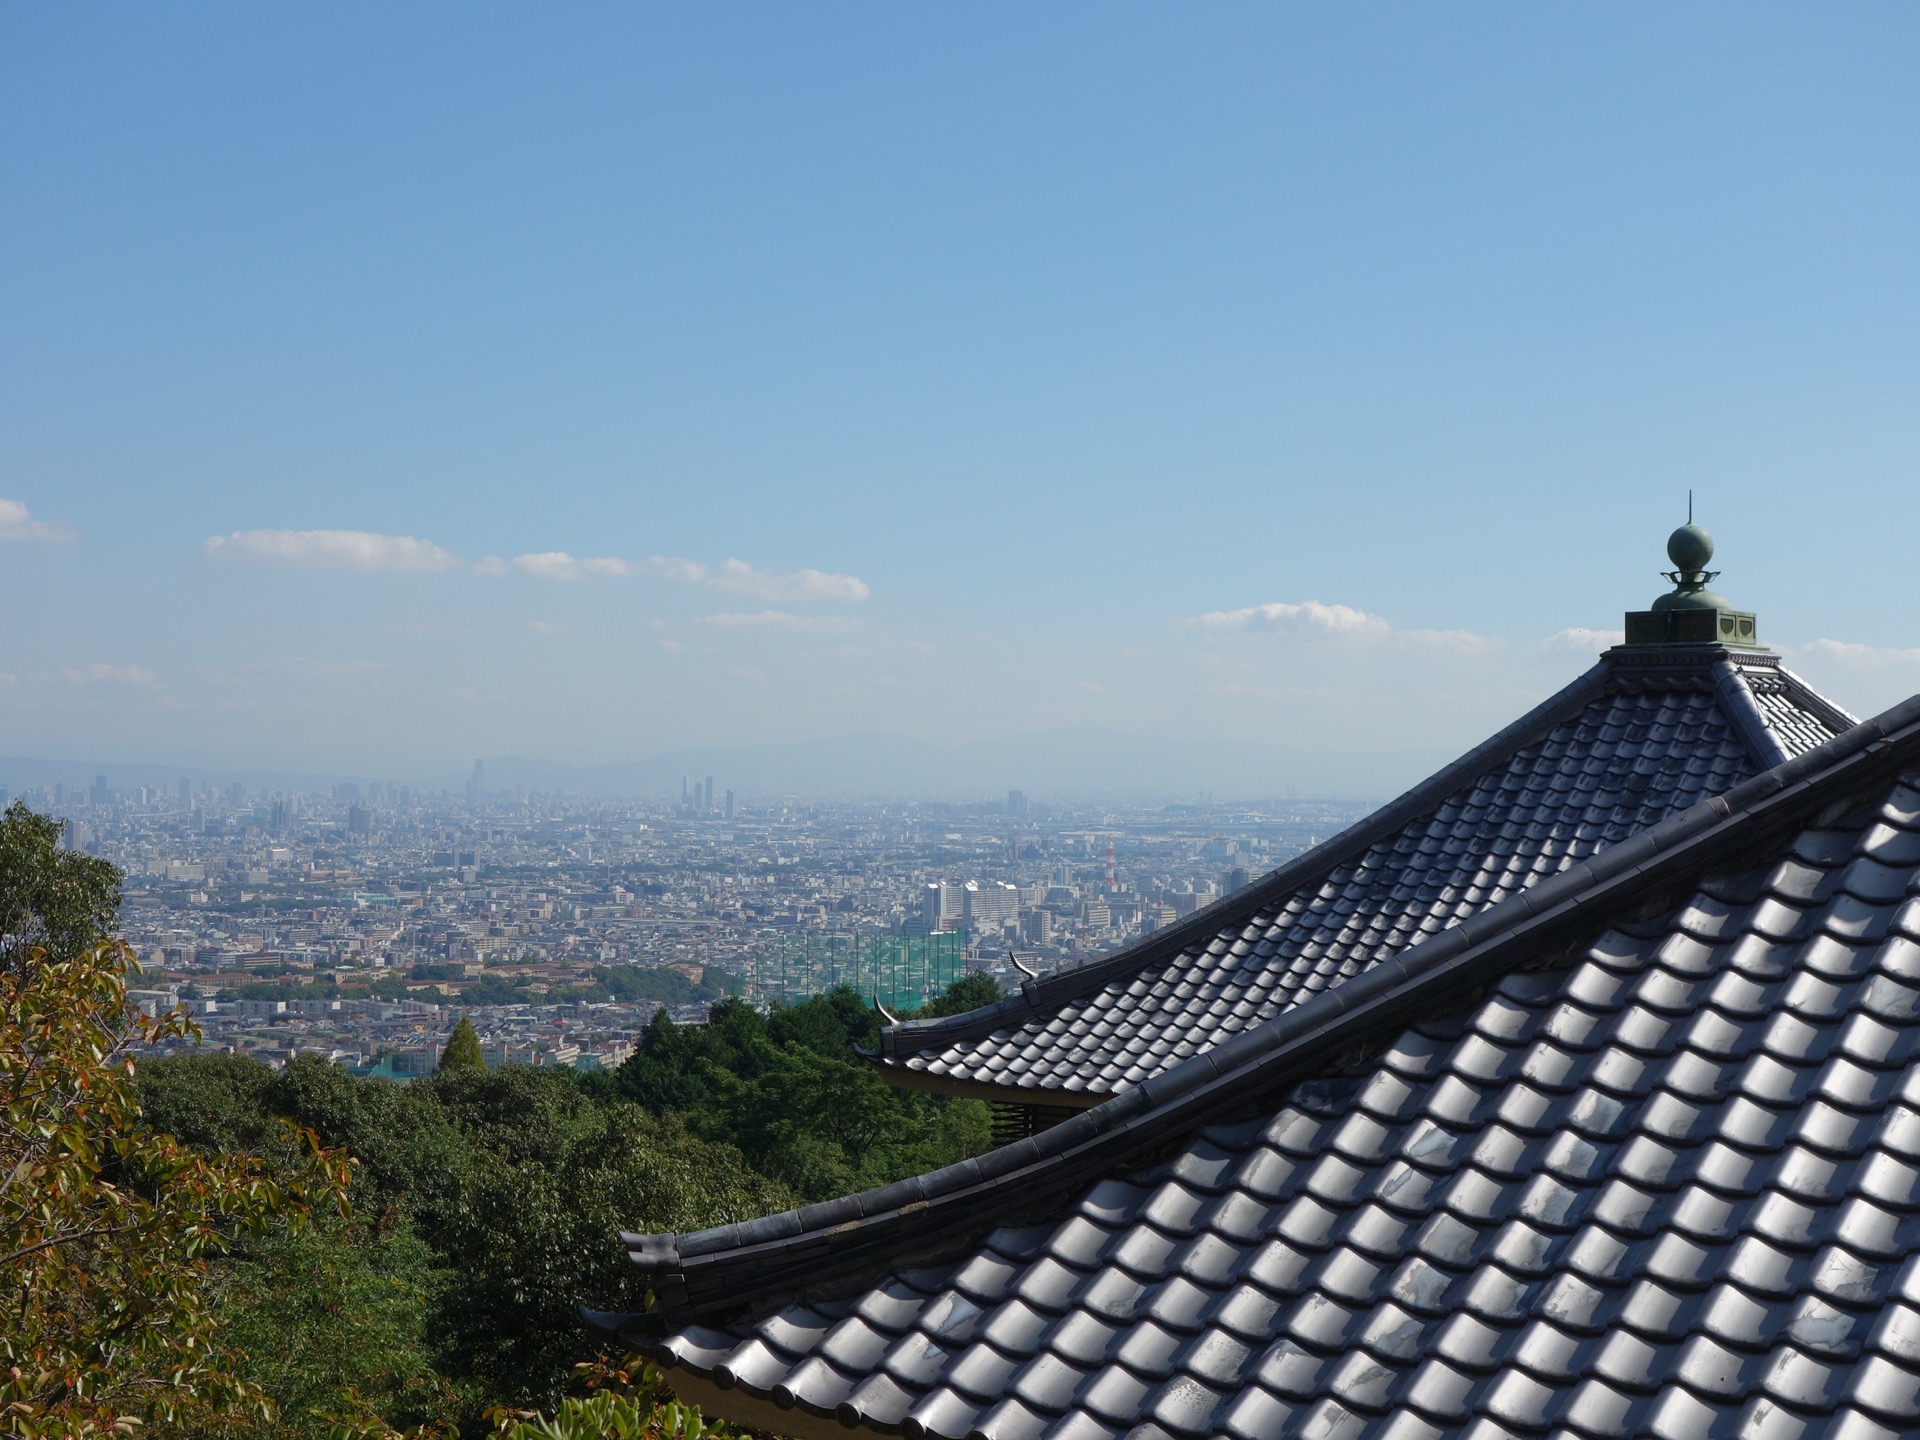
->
[608,692,1920,1440]
[877,650,1855,1105]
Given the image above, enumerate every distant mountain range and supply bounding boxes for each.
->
[2,726,1451,804]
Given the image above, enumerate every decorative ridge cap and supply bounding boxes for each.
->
[874,658,1617,1062]
[1605,643,1779,668]
[622,689,1920,1322]
[1711,657,1794,771]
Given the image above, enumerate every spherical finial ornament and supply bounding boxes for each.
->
[1667,522,1714,574]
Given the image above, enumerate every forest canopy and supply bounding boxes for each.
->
[2,801,1002,1437]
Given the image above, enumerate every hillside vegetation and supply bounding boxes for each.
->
[0,800,997,1438]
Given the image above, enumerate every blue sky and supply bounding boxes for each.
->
[3,5,1917,782]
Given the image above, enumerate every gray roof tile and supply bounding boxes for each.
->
[879,654,1853,1103]
[622,698,1920,1440]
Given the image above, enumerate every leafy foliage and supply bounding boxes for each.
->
[913,970,1003,1019]
[138,1054,794,1425]
[1,803,1000,1437]
[190,1215,459,1438]
[609,986,992,1202]
[440,1015,486,1073]
[486,1359,736,1440]
[0,939,350,1438]
[0,800,121,974]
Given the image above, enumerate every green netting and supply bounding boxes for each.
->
[746,930,967,1011]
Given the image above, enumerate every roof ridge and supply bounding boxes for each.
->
[876,658,1617,1062]
[620,689,1920,1324]
[1710,655,1792,769]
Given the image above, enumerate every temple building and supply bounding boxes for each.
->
[872,525,1852,1140]
[595,529,1920,1440]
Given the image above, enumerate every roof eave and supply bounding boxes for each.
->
[617,689,1920,1326]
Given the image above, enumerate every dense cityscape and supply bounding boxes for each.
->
[16,768,1370,1080]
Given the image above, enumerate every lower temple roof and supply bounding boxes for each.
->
[606,691,1920,1440]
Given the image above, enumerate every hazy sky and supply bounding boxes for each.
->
[3,5,1917,779]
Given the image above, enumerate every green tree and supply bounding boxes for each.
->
[190,1216,458,1439]
[914,971,1003,1019]
[439,1015,485,1073]
[0,801,120,976]
[0,939,351,1438]
[487,1358,738,1440]
[611,992,992,1204]
[140,1051,797,1419]
[137,1050,281,1154]
[425,1103,789,1407]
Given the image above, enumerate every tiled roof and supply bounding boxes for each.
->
[878,651,1854,1104]
[1748,667,1858,758]
[612,693,1920,1440]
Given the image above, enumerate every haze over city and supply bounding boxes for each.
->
[4,6,1918,794]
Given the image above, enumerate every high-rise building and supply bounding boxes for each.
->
[466,760,486,803]
[963,879,1020,931]
[724,789,736,820]
[347,804,372,836]
[703,776,715,813]
[1006,789,1028,817]
[178,776,192,807]
[91,775,108,805]
[921,882,964,933]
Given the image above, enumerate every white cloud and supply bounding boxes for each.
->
[62,663,157,687]
[1544,627,1625,653]
[206,529,459,573]
[708,557,870,603]
[480,552,635,581]
[0,499,75,543]
[647,555,711,584]
[1197,601,1393,639]
[208,657,389,687]
[1795,639,1920,668]
[696,610,858,633]
[1194,600,1496,653]
[477,550,868,601]
[526,620,576,636]
[1398,628,1502,655]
